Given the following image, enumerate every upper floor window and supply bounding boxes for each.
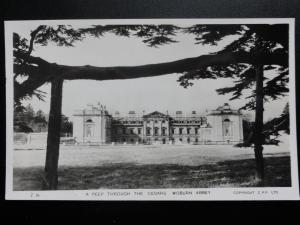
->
[179,128,183,135]
[162,127,166,136]
[138,128,142,135]
[187,128,191,134]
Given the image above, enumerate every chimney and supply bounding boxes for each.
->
[129,111,136,117]
[191,110,196,117]
[176,111,183,117]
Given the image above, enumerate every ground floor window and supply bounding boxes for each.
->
[146,127,151,136]
[154,127,159,136]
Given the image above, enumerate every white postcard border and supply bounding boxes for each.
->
[5,18,299,200]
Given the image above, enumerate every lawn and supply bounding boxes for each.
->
[13,156,291,190]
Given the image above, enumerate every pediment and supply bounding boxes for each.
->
[143,111,169,118]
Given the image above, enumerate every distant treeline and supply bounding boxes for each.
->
[241,102,289,146]
[14,104,72,135]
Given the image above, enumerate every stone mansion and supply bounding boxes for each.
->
[72,103,244,145]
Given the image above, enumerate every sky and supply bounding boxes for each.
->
[15,23,288,121]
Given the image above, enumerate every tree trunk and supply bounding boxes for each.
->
[254,64,265,184]
[42,78,63,190]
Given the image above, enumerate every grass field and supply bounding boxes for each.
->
[13,135,291,190]
[13,155,291,190]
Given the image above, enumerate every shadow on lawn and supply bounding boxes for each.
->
[13,156,291,190]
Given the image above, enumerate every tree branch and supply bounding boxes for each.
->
[14,50,288,100]
[27,25,45,55]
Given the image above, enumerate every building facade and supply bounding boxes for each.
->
[72,103,243,145]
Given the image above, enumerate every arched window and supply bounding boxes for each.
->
[86,125,92,137]
[223,118,231,136]
[86,119,93,123]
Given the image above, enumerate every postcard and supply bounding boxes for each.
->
[5,19,299,200]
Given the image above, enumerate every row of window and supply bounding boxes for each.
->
[116,128,142,135]
[113,120,205,124]
[116,127,200,135]
[173,120,202,124]
[146,127,167,136]
[114,137,202,143]
[173,127,199,134]
[146,120,167,124]
[113,120,143,125]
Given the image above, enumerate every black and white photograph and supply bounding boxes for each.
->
[5,19,299,200]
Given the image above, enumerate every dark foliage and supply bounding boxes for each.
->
[60,114,73,135]
[80,24,179,47]
[180,24,289,110]
[264,103,290,136]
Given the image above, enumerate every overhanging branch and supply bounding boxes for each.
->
[14,50,288,100]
